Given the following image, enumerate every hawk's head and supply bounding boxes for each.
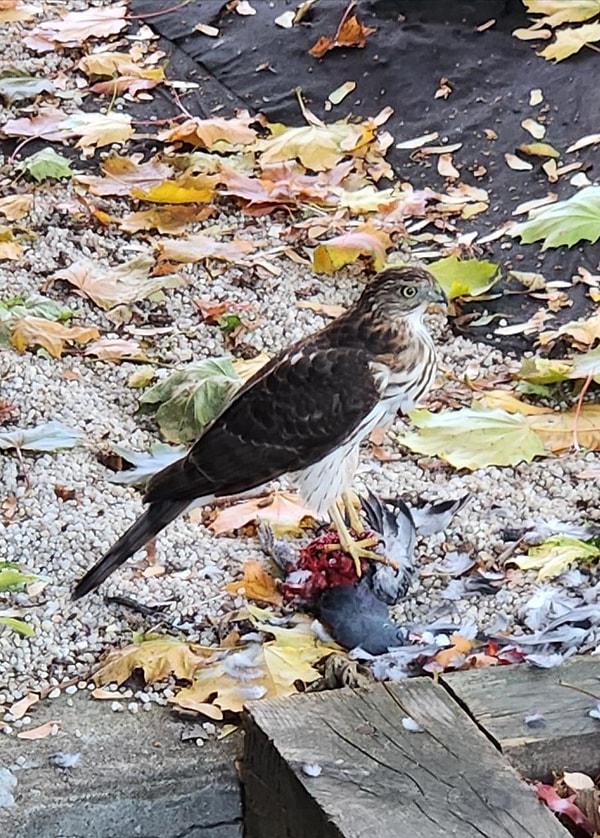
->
[359,266,446,317]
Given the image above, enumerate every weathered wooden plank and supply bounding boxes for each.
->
[242,679,569,838]
[443,657,600,780]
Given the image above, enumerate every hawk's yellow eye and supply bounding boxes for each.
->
[403,285,417,297]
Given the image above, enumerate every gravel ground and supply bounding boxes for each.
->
[1,3,599,717]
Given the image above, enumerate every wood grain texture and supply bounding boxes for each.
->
[443,657,600,780]
[242,678,569,838]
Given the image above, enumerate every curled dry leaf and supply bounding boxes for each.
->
[10,317,99,358]
[159,115,258,149]
[225,559,283,606]
[309,13,376,58]
[76,156,174,197]
[210,490,316,536]
[84,338,149,363]
[312,224,391,274]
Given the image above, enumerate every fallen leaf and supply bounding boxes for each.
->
[510,186,600,249]
[76,156,174,197]
[515,536,600,580]
[94,636,213,686]
[0,194,33,221]
[0,1,39,23]
[512,194,558,215]
[434,634,473,669]
[28,4,126,48]
[0,227,23,261]
[118,205,212,235]
[399,406,545,470]
[527,404,600,452]
[2,106,70,142]
[0,69,54,101]
[159,114,258,150]
[156,233,256,265]
[309,13,376,58]
[84,338,149,363]
[51,256,185,313]
[396,131,439,150]
[258,120,376,171]
[225,560,283,605]
[211,491,316,536]
[18,148,72,182]
[427,255,499,300]
[540,21,600,62]
[524,0,600,27]
[312,225,391,274]
[512,26,553,40]
[10,317,99,358]
[58,111,133,153]
[131,174,217,204]
[138,358,242,444]
[0,421,83,452]
[296,301,346,318]
[17,720,61,740]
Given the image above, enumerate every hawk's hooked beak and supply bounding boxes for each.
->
[427,284,447,305]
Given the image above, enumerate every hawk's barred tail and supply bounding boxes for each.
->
[72,499,189,599]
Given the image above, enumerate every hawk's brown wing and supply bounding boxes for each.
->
[144,344,382,504]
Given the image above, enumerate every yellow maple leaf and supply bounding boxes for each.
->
[59,112,133,153]
[10,317,99,358]
[132,174,218,204]
[259,121,376,171]
[540,21,600,61]
[524,0,600,28]
[312,224,391,274]
[94,636,213,686]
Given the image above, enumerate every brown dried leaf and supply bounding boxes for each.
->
[156,233,256,265]
[30,4,127,47]
[309,14,376,58]
[84,338,149,363]
[0,194,33,221]
[8,692,39,720]
[159,115,258,149]
[210,491,315,536]
[10,317,99,358]
[76,156,174,197]
[225,559,283,606]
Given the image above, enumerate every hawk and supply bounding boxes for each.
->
[73,266,445,599]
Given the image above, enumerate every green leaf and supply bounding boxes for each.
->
[138,358,242,443]
[513,535,600,580]
[110,442,186,485]
[19,148,73,182]
[570,347,600,383]
[0,563,38,592]
[0,294,74,323]
[0,616,34,637]
[517,356,573,385]
[426,256,500,300]
[0,421,84,452]
[510,186,600,249]
[0,69,54,102]
[399,406,545,470]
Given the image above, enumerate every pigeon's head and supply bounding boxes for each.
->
[360,266,446,318]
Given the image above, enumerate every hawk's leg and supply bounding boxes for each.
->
[342,490,363,533]
[326,502,389,577]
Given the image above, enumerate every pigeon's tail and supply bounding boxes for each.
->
[72,499,190,599]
